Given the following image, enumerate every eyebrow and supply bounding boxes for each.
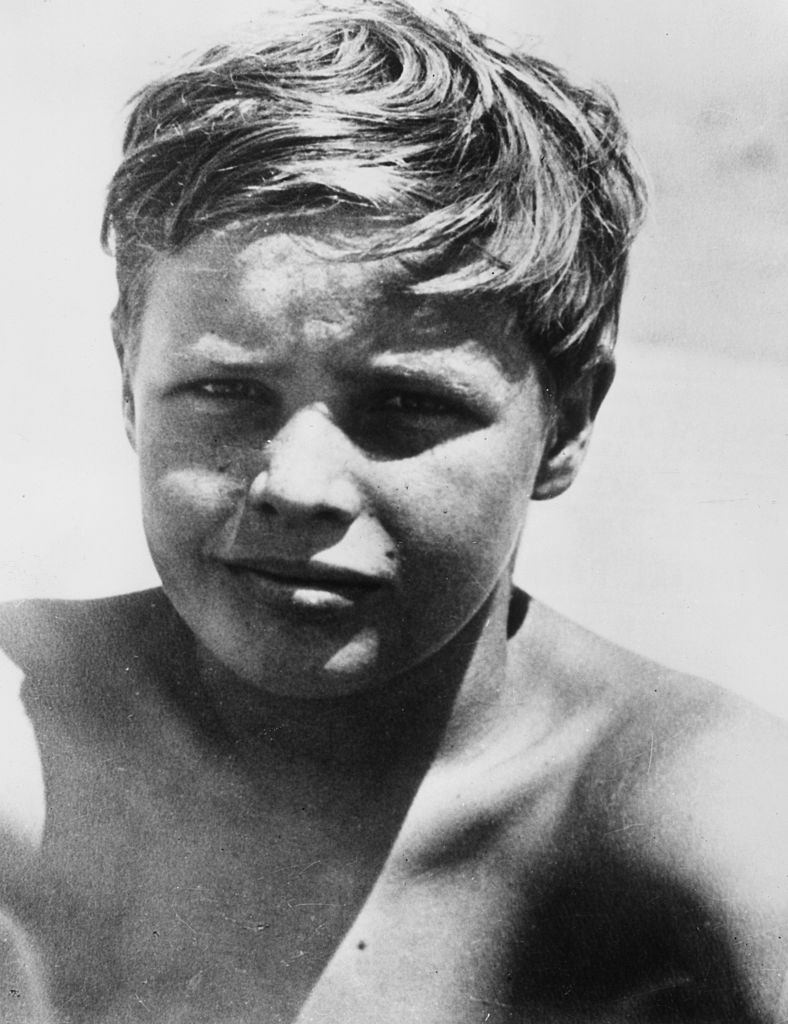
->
[182,331,512,404]
[346,355,509,408]
[187,333,495,371]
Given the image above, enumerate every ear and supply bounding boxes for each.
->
[111,312,137,452]
[532,358,614,501]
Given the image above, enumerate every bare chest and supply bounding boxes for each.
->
[22,721,717,1023]
[33,749,408,1023]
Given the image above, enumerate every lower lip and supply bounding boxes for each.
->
[226,566,380,615]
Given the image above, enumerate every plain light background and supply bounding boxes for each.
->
[2,0,786,716]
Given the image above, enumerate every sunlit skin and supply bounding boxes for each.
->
[0,218,786,1024]
[125,223,557,699]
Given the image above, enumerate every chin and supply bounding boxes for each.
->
[202,621,391,700]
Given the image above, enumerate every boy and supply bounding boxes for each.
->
[0,2,786,1021]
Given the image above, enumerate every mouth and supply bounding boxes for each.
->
[221,558,388,614]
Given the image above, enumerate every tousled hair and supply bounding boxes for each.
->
[102,0,647,394]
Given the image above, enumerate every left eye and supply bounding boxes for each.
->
[379,392,456,417]
[351,389,475,457]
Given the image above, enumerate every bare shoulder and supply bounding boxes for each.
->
[509,597,788,1016]
[0,644,44,856]
[0,590,175,859]
[512,598,788,876]
[0,597,90,861]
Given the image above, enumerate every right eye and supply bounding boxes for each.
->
[189,380,267,402]
[172,379,278,431]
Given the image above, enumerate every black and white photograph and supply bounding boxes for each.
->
[1,1,786,1021]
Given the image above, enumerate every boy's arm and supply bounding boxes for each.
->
[625,700,788,1022]
[690,711,788,1022]
[0,649,45,854]
[0,649,49,1022]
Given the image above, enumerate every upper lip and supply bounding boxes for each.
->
[222,557,389,588]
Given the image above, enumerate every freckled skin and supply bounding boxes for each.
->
[0,218,786,1023]
[127,224,552,698]
[2,592,787,1024]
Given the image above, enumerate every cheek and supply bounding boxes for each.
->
[141,467,247,570]
[136,413,248,556]
[137,398,248,471]
[382,431,538,573]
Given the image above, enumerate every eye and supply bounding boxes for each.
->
[378,391,459,418]
[172,378,278,426]
[352,386,482,458]
[192,380,266,401]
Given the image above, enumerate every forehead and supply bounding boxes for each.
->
[140,220,532,380]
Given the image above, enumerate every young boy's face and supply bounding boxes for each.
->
[122,219,557,697]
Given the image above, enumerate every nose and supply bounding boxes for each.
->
[247,406,362,524]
